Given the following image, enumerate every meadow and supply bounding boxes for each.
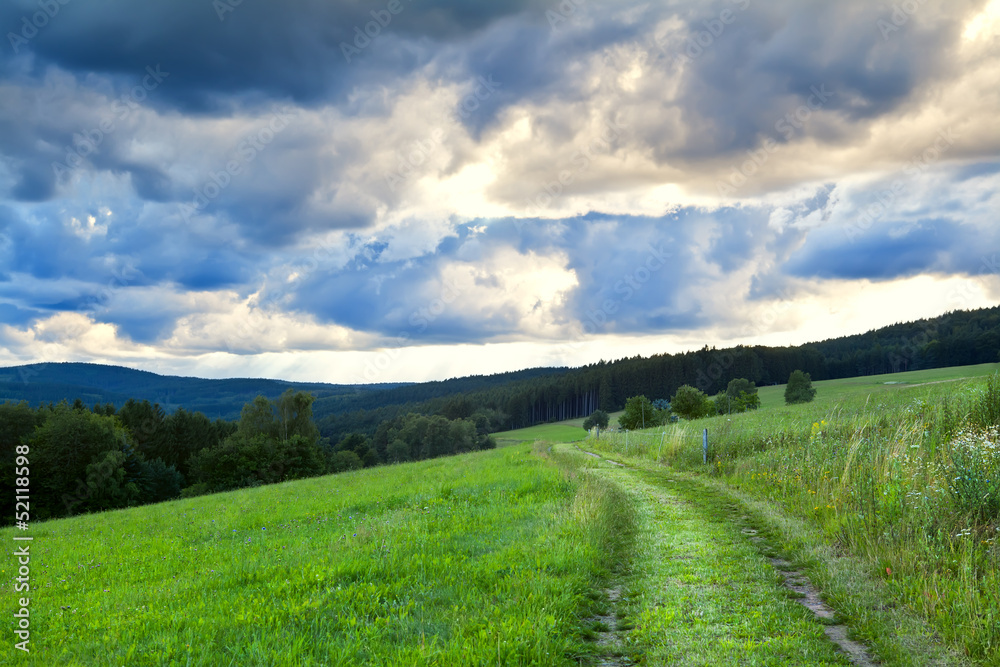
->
[2,446,631,666]
[492,423,588,447]
[590,363,1000,663]
[5,363,1000,665]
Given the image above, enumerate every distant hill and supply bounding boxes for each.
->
[0,362,563,422]
[2,305,998,431]
[0,363,391,421]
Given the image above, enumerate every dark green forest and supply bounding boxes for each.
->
[0,363,395,420]
[2,391,495,525]
[316,305,1000,441]
[4,306,999,446]
[3,306,999,525]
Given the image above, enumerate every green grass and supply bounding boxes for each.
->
[8,362,1000,665]
[590,362,1000,663]
[559,410,624,429]
[568,451,853,665]
[2,446,627,666]
[582,448,971,665]
[757,363,1000,410]
[493,423,588,447]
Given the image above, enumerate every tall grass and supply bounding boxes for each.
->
[1,445,634,665]
[590,374,1000,662]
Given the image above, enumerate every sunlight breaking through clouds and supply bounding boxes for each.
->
[0,0,998,381]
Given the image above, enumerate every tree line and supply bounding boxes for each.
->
[317,306,998,441]
[1,390,495,525]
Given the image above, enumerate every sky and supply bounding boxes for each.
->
[0,0,999,384]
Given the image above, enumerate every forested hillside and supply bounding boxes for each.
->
[0,363,395,420]
[3,306,998,443]
[316,306,1000,441]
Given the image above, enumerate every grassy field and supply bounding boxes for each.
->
[6,363,999,665]
[8,434,941,666]
[756,363,1000,409]
[493,422,588,447]
[591,363,1000,663]
[2,446,630,666]
[558,411,624,429]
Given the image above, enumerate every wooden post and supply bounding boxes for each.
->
[703,428,708,464]
[657,431,665,461]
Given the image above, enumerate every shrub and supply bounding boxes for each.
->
[583,410,610,431]
[785,370,817,404]
[671,386,715,420]
[331,450,363,473]
[180,482,211,498]
[386,439,411,463]
[139,458,185,503]
[618,396,668,429]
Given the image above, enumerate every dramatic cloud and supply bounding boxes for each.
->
[1,0,998,382]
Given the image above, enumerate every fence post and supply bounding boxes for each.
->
[657,431,665,461]
[625,429,629,455]
[703,428,708,465]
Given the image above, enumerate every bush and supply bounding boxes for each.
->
[386,438,411,463]
[180,482,211,499]
[583,410,610,432]
[671,386,715,420]
[331,450,363,473]
[139,458,185,503]
[618,396,668,429]
[785,370,817,405]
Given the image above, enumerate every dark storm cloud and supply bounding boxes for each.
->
[0,0,996,358]
[446,9,640,136]
[1,0,540,111]
[643,0,984,161]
